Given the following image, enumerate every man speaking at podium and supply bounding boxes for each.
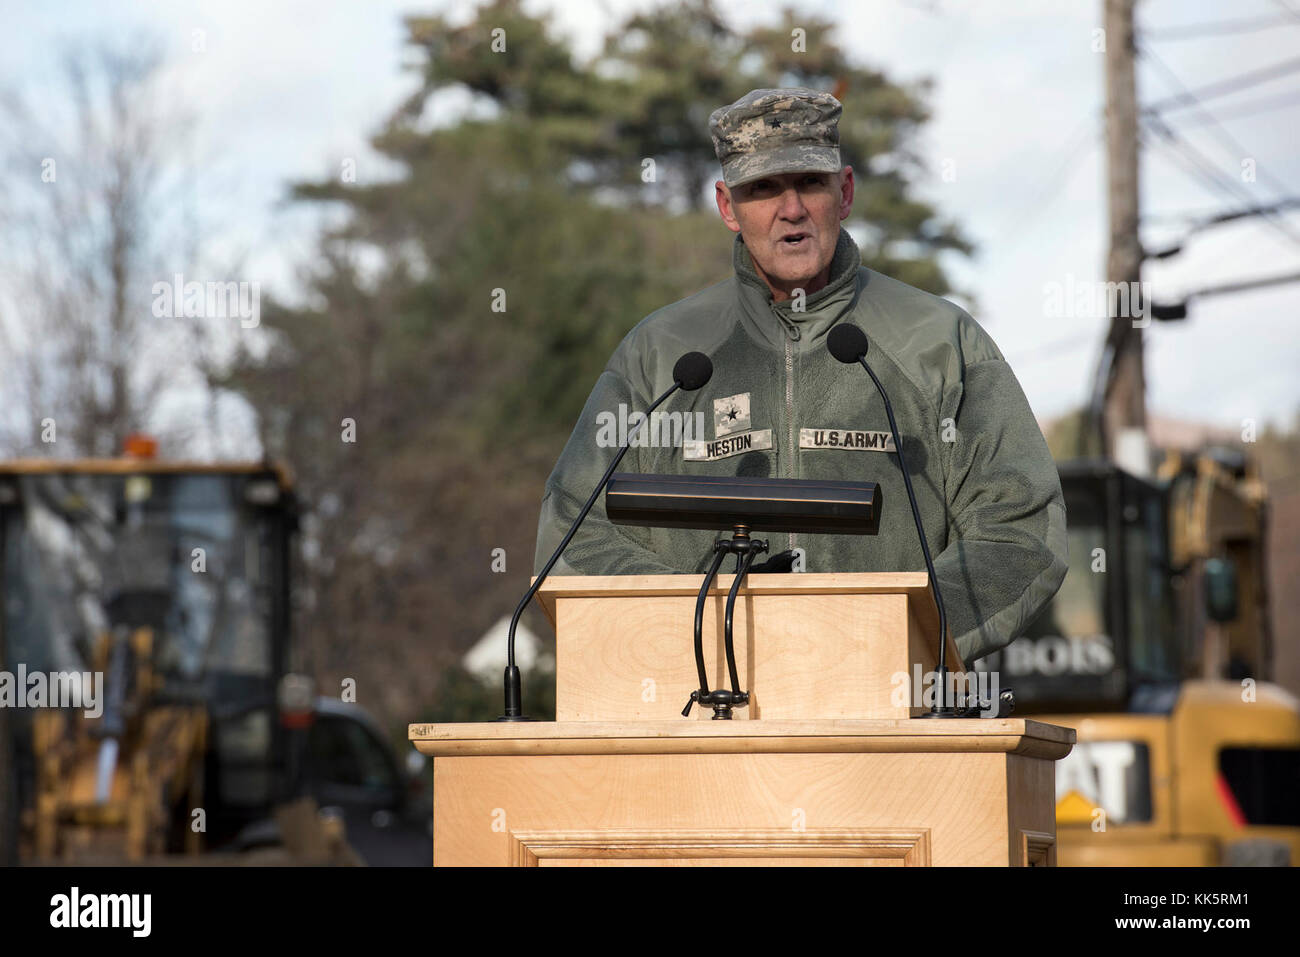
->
[533,88,1067,665]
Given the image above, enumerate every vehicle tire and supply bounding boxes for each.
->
[1223,839,1290,867]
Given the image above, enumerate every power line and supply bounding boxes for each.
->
[1141,43,1293,195]
[1143,55,1300,114]
[1144,12,1299,41]
[1274,0,1300,24]
[1142,128,1300,258]
[1188,198,1300,231]
[1186,268,1300,300]
[1141,268,1300,322]
[1148,198,1300,256]
[1137,44,1300,253]
[1172,87,1300,128]
[1140,124,1252,210]
[1139,128,1300,273]
[1143,204,1251,224]
[1143,132,1300,255]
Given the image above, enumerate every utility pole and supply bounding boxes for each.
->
[1093,0,1146,468]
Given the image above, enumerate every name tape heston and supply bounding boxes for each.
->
[683,428,773,462]
[799,428,895,452]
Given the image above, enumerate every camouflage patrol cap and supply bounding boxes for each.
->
[709,87,843,189]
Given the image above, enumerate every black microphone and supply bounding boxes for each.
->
[827,323,958,717]
[498,351,714,720]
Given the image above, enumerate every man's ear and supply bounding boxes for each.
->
[715,180,742,234]
[838,166,855,221]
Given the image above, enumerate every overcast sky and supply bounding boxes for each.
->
[5,0,1299,437]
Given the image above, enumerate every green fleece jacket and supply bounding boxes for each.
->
[533,227,1068,663]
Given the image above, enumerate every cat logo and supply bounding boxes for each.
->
[1056,789,1100,825]
[1054,740,1150,825]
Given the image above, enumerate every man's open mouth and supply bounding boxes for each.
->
[779,232,810,248]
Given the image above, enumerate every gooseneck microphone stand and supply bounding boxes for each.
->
[498,352,713,721]
[827,323,959,718]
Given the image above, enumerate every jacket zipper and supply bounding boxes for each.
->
[774,303,799,554]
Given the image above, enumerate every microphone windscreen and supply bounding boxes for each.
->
[673,351,713,391]
[827,323,869,364]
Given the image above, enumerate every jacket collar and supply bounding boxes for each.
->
[733,226,863,349]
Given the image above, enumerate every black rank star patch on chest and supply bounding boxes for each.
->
[713,392,753,437]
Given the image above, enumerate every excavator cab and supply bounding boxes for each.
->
[0,463,298,860]
[980,459,1181,713]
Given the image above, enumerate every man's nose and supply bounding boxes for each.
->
[777,186,808,220]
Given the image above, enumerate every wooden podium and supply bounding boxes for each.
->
[409,573,1073,866]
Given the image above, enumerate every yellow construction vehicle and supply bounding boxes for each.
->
[980,450,1299,866]
[0,447,424,865]
[29,624,209,862]
[1040,680,1299,866]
